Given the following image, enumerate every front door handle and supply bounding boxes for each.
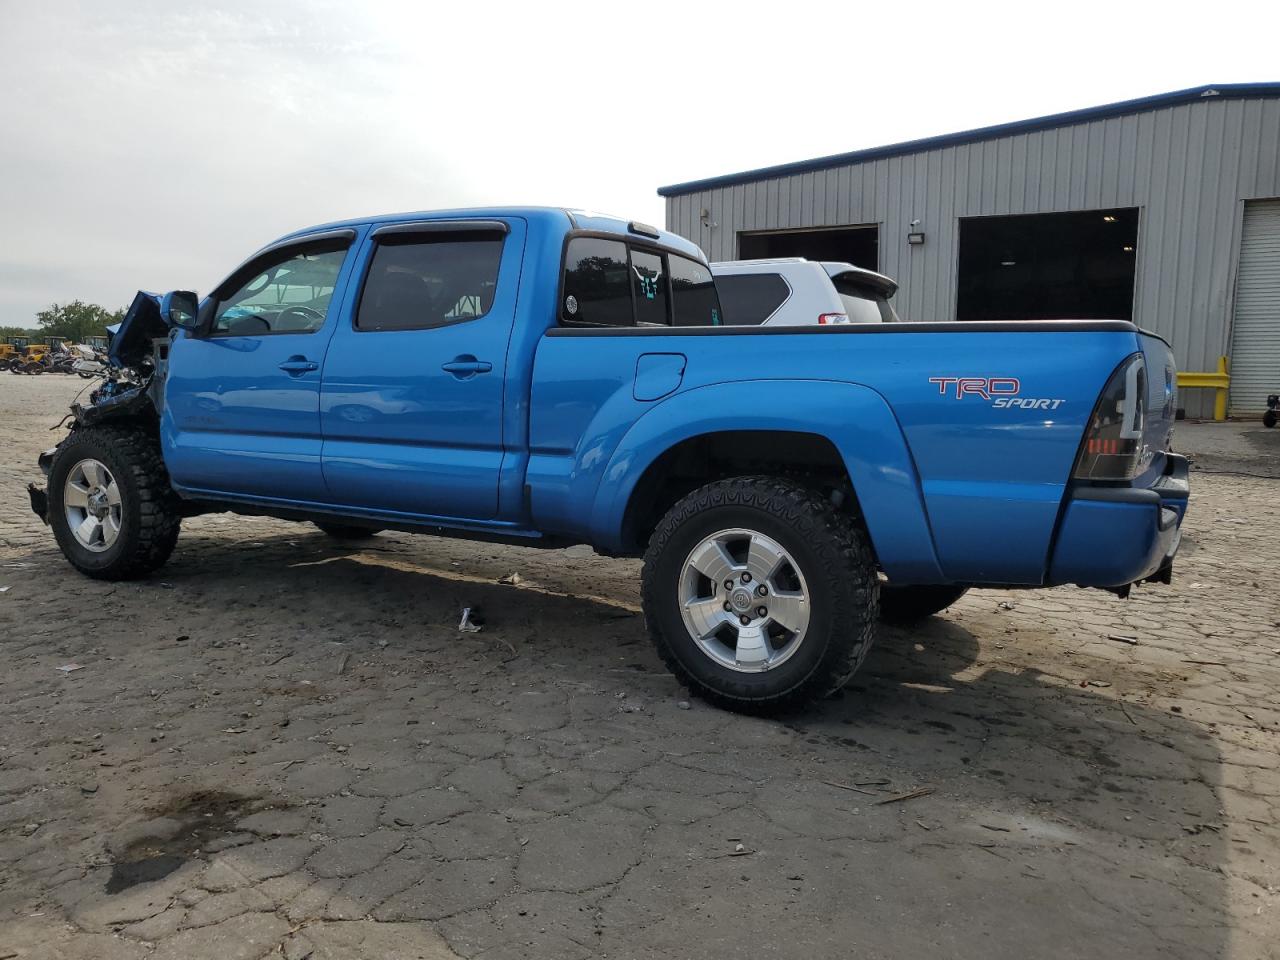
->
[278,356,319,374]
[442,355,493,378]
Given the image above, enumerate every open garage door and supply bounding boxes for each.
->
[738,225,878,271]
[957,209,1138,322]
[1229,199,1280,416]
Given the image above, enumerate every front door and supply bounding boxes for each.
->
[163,234,358,502]
[319,218,525,520]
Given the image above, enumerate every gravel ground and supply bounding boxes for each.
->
[0,374,1277,960]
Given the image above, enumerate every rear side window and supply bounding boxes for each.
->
[670,256,721,326]
[831,276,898,323]
[714,273,790,326]
[357,232,505,332]
[562,237,631,326]
[629,249,668,326]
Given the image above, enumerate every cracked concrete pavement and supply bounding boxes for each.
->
[0,375,1277,959]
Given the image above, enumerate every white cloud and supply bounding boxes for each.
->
[0,0,1271,320]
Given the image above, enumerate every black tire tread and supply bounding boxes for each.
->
[641,476,878,713]
[50,424,180,580]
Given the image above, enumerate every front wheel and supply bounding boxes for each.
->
[1265,410,1278,429]
[642,477,878,713]
[47,426,181,580]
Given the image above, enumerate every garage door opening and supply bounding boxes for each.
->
[738,225,878,271]
[957,208,1139,322]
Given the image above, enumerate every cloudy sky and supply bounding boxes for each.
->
[0,0,1274,322]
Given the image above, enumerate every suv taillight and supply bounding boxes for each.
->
[1074,354,1150,481]
[818,313,849,325]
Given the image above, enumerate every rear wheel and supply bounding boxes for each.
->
[879,584,968,623]
[47,425,180,580]
[314,522,382,540]
[642,477,878,713]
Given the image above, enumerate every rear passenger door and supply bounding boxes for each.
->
[319,218,525,520]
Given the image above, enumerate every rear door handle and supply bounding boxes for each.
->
[278,357,319,374]
[442,355,493,378]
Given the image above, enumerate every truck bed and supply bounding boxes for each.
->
[528,320,1174,585]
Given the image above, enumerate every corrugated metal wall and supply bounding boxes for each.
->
[665,96,1280,416]
[1229,200,1280,413]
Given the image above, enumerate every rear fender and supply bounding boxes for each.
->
[589,379,945,582]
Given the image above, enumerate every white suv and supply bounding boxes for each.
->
[711,258,900,326]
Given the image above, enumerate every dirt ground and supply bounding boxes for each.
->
[0,374,1277,960]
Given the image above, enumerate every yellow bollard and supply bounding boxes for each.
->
[1213,356,1229,422]
[1175,356,1231,422]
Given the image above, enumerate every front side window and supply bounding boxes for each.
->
[562,237,631,326]
[630,249,668,326]
[670,256,721,326]
[714,273,791,326]
[212,246,348,336]
[357,232,505,332]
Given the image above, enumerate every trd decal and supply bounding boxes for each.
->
[929,377,1020,399]
[928,376,1064,410]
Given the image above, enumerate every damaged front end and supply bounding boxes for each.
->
[28,289,189,524]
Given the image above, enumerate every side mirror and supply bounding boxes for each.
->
[161,290,200,331]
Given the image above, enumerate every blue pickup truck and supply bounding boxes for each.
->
[29,207,1188,711]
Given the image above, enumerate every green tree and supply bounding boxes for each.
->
[33,301,124,344]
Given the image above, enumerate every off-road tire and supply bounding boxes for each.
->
[1264,410,1278,429]
[879,584,969,624]
[642,476,878,713]
[47,425,181,580]
[314,522,383,540]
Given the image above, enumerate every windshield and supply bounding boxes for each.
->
[831,276,899,323]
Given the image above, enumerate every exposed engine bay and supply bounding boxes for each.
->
[28,291,175,521]
[71,290,172,428]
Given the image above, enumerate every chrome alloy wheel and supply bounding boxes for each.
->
[678,528,811,673]
[63,458,122,552]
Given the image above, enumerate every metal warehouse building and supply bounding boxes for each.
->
[659,83,1280,418]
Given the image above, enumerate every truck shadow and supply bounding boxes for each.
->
[795,616,1230,958]
[2,529,1233,958]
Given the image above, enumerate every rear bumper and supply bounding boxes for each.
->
[1047,454,1189,589]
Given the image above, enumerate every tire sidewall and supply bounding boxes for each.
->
[48,432,147,575]
[648,500,849,701]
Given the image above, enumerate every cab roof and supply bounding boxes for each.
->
[275,206,706,261]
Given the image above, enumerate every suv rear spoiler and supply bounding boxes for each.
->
[822,264,898,297]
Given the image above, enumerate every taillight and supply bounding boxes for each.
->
[1074,354,1150,481]
[818,313,849,325]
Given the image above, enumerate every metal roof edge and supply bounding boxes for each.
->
[657,83,1280,198]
